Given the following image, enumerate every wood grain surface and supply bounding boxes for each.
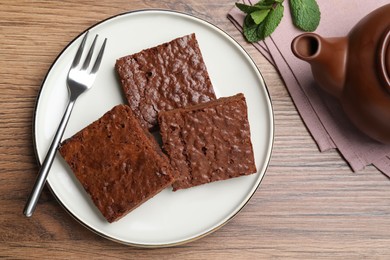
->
[1,1,390,259]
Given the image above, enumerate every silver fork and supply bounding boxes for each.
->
[24,31,107,217]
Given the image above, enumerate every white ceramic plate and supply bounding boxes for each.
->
[33,10,274,247]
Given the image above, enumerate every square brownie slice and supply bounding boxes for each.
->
[158,93,257,191]
[59,105,175,223]
[115,33,216,131]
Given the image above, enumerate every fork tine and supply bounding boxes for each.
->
[71,31,89,69]
[90,38,107,75]
[81,35,98,71]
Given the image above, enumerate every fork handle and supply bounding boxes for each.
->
[23,99,76,217]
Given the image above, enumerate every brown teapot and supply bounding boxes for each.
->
[291,4,390,144]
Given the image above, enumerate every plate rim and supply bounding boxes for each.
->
[32,8,275,248]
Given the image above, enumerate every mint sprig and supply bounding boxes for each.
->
[237,0,284,42]
[257,3,284,40]
[236,0,321,42]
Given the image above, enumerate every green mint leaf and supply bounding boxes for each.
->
[236,3,263,14]
[254,3,273,9]
[250,9,271,24]
[255,0,277,6]
[243,15,262,42]
[289,0,321,31]
[257,2,284,40]
[244,13,256,27]
[236,0,285,42]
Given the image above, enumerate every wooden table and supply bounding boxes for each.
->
[1,1,390,258]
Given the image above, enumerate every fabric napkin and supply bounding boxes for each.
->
[228,0,390,177]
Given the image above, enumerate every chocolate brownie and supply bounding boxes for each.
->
[59,105,175,222]
[158,93,257,191]
[115,33,216,130]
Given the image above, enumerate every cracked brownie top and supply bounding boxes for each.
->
[59,104,175,222]
[115,33,216,131]
[158,93,257,191]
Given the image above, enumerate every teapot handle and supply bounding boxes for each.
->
[378,26,390,93]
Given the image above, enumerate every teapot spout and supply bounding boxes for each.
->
[291,33,348,99]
